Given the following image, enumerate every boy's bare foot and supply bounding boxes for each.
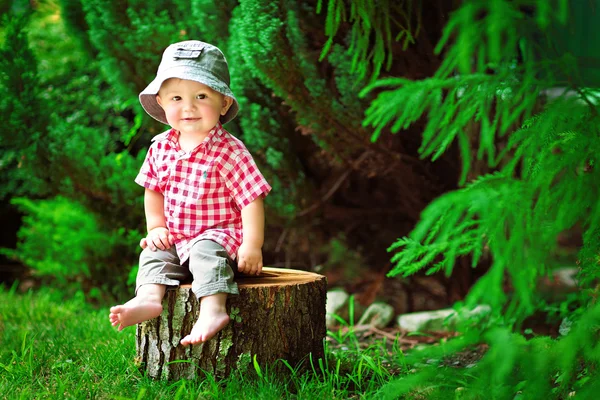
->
[109,284,166,331]
[109,298,163,331]
[181,293,230,346]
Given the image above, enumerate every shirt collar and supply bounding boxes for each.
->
[165,128,179,145]
[203,122,223,154]
[163,122,224,154]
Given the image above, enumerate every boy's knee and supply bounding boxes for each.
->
[139,246,179,265]
[189,240,229,261]
[188,240,237,292]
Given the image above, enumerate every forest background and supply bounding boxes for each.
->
[0,0,467,308]
[3,0,600,397]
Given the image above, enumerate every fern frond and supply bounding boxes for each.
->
[317,0,420,81]
[389,96,600,316]
[388,175,508,281]
[361,70,546,183]
[362,0,579,181]
[360,77,447,142]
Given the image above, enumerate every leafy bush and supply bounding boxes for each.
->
[0,4,145,297]
[1,197,138,300]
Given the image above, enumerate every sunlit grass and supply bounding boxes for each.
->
[0,286,408,399]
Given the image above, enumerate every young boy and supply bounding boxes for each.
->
[109,40,271,346]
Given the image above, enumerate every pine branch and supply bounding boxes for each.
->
[389,96,600,314]
[317,0,420,81]
[360,0,574,182]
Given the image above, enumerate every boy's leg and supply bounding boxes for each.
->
[180,292,230,346]
[181,240,238,346]
[110,246,189,330]
[109,284,166,331]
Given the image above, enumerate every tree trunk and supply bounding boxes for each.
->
[135,267,327,380]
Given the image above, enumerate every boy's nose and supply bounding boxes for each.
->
[182,99,196,111]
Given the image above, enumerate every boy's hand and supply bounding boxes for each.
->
[237,243,263,275]
[140,227,175,251]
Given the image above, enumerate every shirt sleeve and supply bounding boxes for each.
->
[222,150,272,210]
[134,145,162,193]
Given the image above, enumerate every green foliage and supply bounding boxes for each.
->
[317,0,420,81]
[0,0,11,15]
[434,0,566,77]
[0,12,41,140]
[327,43,369,110]
[320,234,365,279]
[80,0,181,100]
[354,0,594,315]
[229,16,287,188]
[228,0,317,215]
[361,71,543,184]
[0,3,146,299]
[387,97,600,320]
[44,118,146,228]
[233,0,373,172]
[56,0,94,52]
[0,11,50,198]
[1,197,138,299]
[4,0,600,396]
[361,0,572,182]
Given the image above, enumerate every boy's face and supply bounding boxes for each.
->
[156,78,233,137]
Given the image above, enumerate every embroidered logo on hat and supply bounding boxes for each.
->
[173,48,203,59]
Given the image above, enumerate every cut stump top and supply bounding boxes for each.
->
[179,267,325,289]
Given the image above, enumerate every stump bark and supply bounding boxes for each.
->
[135,267,327,380]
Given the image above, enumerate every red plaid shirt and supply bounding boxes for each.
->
[135,123,271,263]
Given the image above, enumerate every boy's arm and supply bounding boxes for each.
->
[145,188,167,231]
[237,197,265,275]
[141,188,174,251]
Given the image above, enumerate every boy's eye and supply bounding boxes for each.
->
[171,96,181,101]
[196,94,207,99]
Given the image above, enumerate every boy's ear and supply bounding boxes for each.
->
[156,94,164,108]
[221,96,234,116]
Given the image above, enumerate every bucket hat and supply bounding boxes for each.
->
[139,40,239,125]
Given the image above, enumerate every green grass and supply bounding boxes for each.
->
[0,286,406,399]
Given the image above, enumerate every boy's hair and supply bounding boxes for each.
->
[139,40,239,125]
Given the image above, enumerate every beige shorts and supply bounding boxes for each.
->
[136,239,239,298]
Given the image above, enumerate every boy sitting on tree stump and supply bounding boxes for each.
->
[109,40,271,346]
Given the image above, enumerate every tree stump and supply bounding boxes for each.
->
[135,267,327,380]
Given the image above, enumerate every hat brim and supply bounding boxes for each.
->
[139,66,239,125]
